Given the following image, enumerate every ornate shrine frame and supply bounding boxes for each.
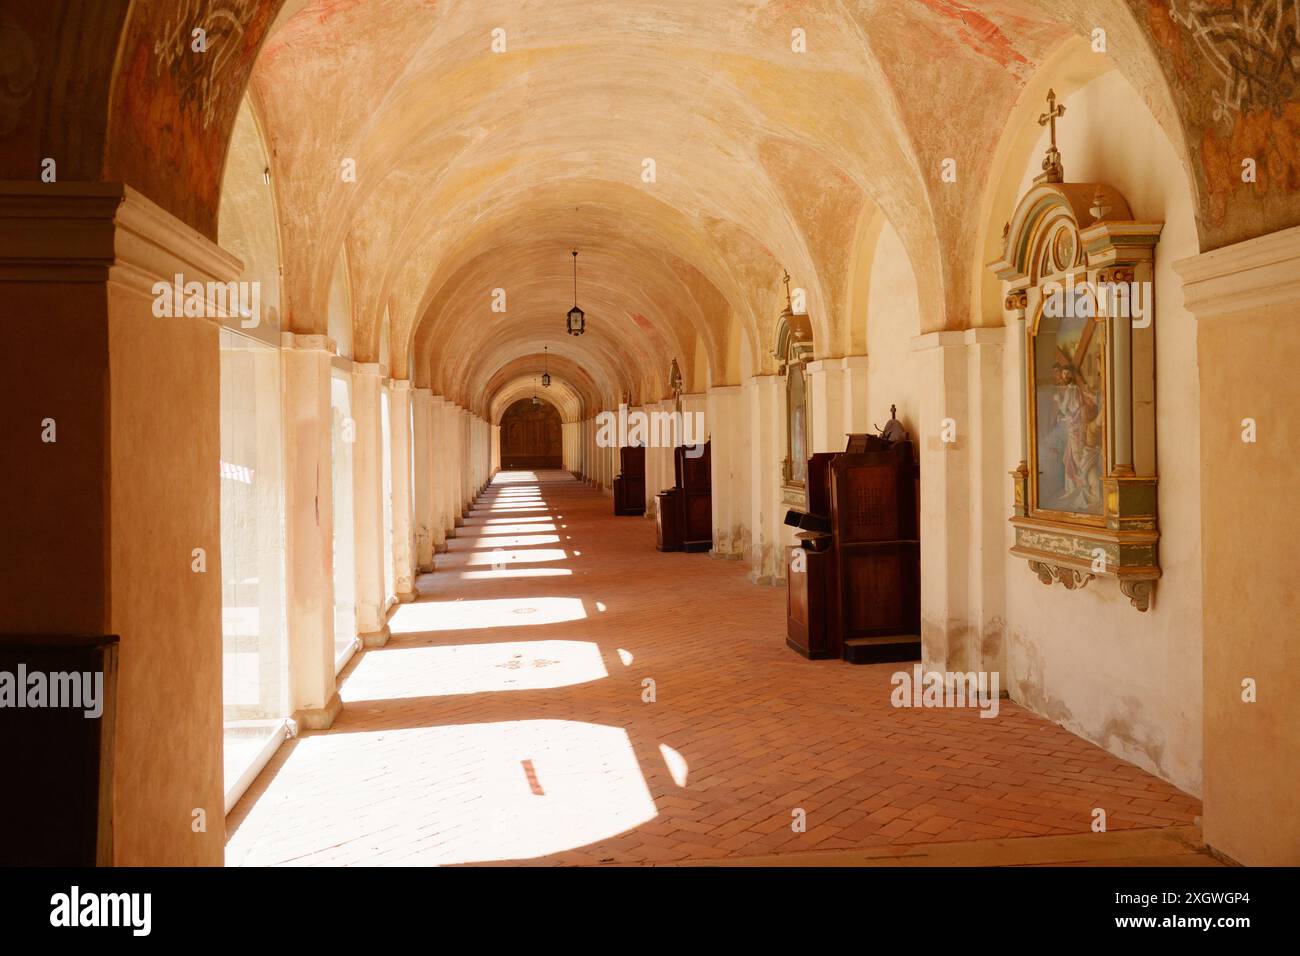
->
[774,304,815,506]
[989,181,1163,611]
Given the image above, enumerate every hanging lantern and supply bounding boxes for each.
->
[542,345,551,387]
[566,249,585,336]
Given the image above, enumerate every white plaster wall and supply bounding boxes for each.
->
[327,250,352,360]
[865,221,922,436]
[1000,69,1203,795]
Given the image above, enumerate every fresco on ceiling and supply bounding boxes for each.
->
[107,0,282,238]
[1142,0,1300,246]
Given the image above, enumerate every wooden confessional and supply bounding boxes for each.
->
[784,432,920,664]
[655,441,712,552]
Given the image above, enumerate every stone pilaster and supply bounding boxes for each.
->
[282,332,343,730]
[910,331,971,672]
[388,380,418,603]
[744,374,785,585]
[706,385,747,558]
[805,359,848,453]
[1176,225,1300,866]
[840,355,871,434]
[963,328,1006,678]
[411,388,434,572]
[351,363,389,646]
[0,183,232,864]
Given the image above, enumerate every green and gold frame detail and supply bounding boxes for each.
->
[990,181,1162,612]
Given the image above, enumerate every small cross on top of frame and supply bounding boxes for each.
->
[1035,88,1066,183]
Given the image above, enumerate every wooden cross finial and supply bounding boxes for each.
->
[1034,88,1066,183]
[782,269,792,310]
[1038,89,1064,147]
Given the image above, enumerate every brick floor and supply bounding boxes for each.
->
[225,470,1200,866]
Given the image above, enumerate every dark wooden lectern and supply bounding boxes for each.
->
[785,452,839,658]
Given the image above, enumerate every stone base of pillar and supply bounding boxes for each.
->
[361,625,391,648]
[293,692,343,731]
[417,562,435,574]
[435,541,448,553]
[396,589,418,604]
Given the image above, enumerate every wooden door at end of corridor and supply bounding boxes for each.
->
[500,398,562,469]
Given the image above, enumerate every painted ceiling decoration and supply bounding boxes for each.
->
[5,1,1299,422]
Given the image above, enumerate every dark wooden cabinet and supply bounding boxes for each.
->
[613,445,646,515]
[0,634,119,865]
[784,436,920,664]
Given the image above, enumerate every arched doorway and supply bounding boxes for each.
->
[500,398,562,469]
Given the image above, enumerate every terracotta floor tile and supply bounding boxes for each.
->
[225,471,1199,867]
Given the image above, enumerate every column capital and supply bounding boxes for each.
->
[707,384,742,395]
[281,332,337,354]
[840,355,870,370]
[963,327,1003,347]
[390,378,413,394]
[805,359,843,375]
[353,361,383,377]
[911,330,966,352]
[1176,223,1300,319]
[0,182,241,291]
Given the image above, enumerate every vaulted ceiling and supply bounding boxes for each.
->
[243,0,1075,418]
[9,1,1297,421]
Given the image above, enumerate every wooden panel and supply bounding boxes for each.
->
[785,547,838,659]
[620,445,646,477]
[615,446,647,515]
[500,399,562,469]
[656,489,683,551]
[807,452,837,517]
[677,442,712,550]
[841,464,899,542]
[829,440,921,645]
[842,549,911,631]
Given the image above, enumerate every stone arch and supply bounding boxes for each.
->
[217,93,284,338]
[974,33,1201,326]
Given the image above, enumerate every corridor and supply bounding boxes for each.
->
[225,471,1199,867]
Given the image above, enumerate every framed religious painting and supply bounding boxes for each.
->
[989,177,1163,612]
[773,272,815,508]
[1029,282,1107,523]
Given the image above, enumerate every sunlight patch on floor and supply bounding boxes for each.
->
[463,548,568,566]
[468,522,558,535]
[459,567,573,580]
[340,639,608,699]
[390,595,586,632]
[227,720,658,866]
[457,533,561,548]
